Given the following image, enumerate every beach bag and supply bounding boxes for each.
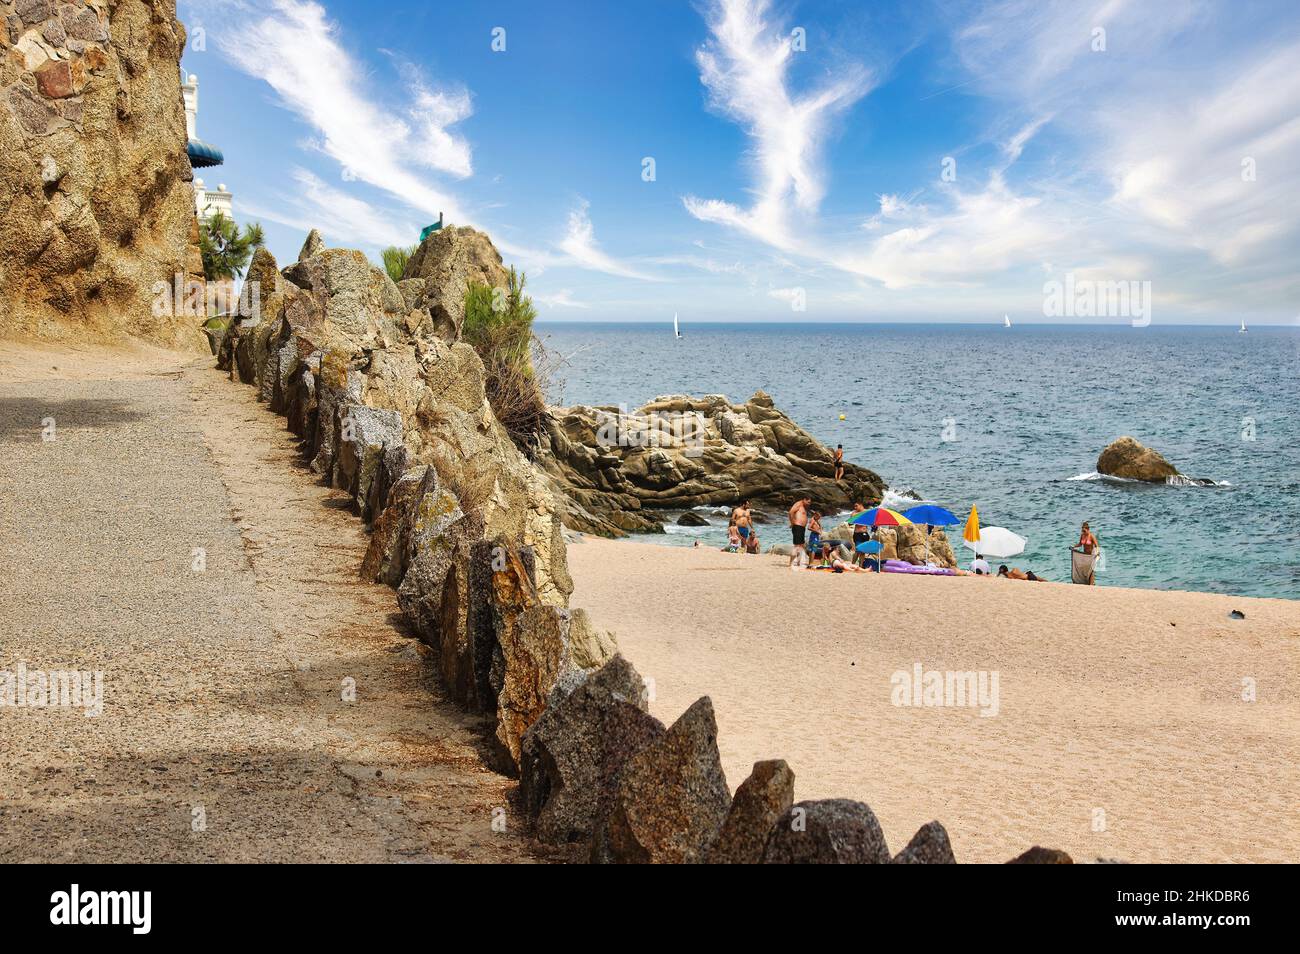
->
[1094,547,1107,572]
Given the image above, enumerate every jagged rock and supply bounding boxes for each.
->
[298,228,324,260]
[567,608,616,670]
[1007,846,1074,864]
[400,225,509,340]
[519,655,664,845]
[761,799,891,864]
[537,392,885,536]
[706,760,795,864]
[595,697,731,864]
[1097,436,1179,482]
[892,821,957,863]
[331,404,403,509]
[282,247,405,347]
[676,511,710,526]
[0,0,203,349]
[487,546,578,772]
[360,466,426,585]
[395,467,468,643]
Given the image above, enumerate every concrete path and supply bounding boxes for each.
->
[0,340,536,862]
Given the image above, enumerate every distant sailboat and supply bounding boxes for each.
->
[1239,318,1248,334]
[674,312,683,339]
[1003,314,1012,328]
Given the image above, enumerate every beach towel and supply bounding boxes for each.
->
[1070,547,1097,585]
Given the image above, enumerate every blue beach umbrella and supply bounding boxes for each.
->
[902,505,959,526]
[902,505,960,566]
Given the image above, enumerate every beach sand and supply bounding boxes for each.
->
[568,536,1300,863]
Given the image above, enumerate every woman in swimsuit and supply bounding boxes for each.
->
[1077,521,1098,554]
[834,445,844,481]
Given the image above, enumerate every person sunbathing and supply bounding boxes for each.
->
[998,564,1043,581]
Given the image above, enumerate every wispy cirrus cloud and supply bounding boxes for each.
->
[239,168,417,250]
[558,200,658,280]
[683,0,872,248]
[212,0,470,225]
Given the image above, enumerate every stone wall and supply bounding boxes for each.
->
[214,227,615,773]
[0,0,203,348]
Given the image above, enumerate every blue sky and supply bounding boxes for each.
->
[180,0,1300,324]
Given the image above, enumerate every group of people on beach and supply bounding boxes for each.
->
[722,493,1103,585]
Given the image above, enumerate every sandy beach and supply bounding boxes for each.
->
[568,536,1300,863]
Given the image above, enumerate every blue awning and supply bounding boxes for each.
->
[187,139,224,168]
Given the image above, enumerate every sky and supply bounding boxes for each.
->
[179,0,1300,324]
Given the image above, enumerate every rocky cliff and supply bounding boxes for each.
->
[215,227,615,772]
[537,392,887,535]
[0,0,202,348]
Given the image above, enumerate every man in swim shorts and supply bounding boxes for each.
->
[731,500,753,545]
[788,496,811,568]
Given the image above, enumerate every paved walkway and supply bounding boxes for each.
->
[0,341,536,862]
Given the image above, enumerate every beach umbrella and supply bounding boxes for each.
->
[903,505,959,526]
[903,505,959,564]
[963,505,980,549]
[847,507,913,528]
[961,526,1026,559]
[856,539,884,571]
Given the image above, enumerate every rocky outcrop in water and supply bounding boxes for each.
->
[1,0,203,348]
[215,227,614,772]
[537,392,886,536]
[1097,436,1179,482]
[1096,435,1218,486]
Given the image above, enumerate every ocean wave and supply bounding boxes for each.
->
[882,486,929,509]
[1067,470,1231,488]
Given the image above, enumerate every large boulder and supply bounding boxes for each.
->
[400,225,509,341]
[519,655,664,845]
[1007,846,1074,864]
[594,696,731,864]
[1097,436,1179,482]
[0,0,204,349]
[761,799,891,864]
[892,820,957,863]
[706,759,795,864]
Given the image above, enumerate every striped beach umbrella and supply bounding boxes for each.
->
[847,507,913,528]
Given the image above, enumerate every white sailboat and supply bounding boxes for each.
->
[674,312,683,339]
[1003,314,1012,328]
[1239,318,1248,334]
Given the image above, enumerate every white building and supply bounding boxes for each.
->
[182,73,233,223]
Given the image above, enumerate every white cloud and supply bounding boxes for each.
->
[558,200,657,280]
[241,169,417,250]
[532,289,590,309]
[216,0,470,223]
[683,0,872,248]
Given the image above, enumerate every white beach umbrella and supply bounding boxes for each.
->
[960,526,1026,559]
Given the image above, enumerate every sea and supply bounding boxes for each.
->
[536,321,1300,600]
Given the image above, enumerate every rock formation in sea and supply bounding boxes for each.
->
[1097,435,1217,486]
[0,0,203,348]
[537,393,887,536]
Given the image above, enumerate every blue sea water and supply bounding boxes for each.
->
[537,322,1300,599]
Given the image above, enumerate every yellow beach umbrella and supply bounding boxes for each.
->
[963,505,981,549]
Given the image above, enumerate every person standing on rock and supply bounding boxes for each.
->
[834,444,845,481]
[788,496,812,568]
